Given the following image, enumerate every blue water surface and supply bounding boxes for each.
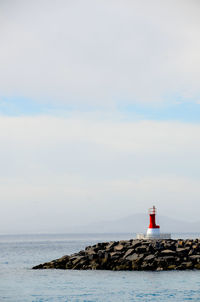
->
[0,233,200,302]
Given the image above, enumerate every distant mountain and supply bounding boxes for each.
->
[69,213,200,233]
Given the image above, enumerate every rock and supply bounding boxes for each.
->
[32,238,200,271]
[72,256,84,266]
[141,262,156,270]
[131,254,145,264]
[115,264,130,270]
[182,262,193,269]
[32,263,44,269]
[135,245,148,253]
[188,249,195,256]
[97,250,105,258]
[155,256,175,267]
[130,240,141,249]
[126,253,141,262]
[132,262,140,270]
[106,242,118,250]
[176,262,193,270]
[160,249,176,256]
[167,265,177,270]
[177,240,185,247]
[176,247,190,255]
[119,240,128,245]
[110,252,121,259]
[153,241,164,250]
[189,255,200,263]
[100,257,108,267]
[156,267,164,271]
[144,255,155,262]
[114,244,125,252]
[88,253,97,261]
[95,242,107,249]
[123,249,135,259]
[91,263,100,270]
[185,240,193,247]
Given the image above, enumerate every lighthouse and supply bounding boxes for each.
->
[137,205,171,239]
[146,206,160,238]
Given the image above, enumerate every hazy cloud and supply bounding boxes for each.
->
[0,0,200,106]
[0,115,200,233]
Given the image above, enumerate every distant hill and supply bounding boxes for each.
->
[69,213,200,233]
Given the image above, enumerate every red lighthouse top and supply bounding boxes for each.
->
[148,206,160,229]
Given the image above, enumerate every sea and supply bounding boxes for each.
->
[1,233,200,302]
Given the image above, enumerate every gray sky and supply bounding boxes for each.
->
[0,0,200,233]
[1,0,200,105]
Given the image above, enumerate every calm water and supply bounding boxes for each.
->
[1,233,200,301]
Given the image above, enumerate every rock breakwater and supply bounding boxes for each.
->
[32,239,200,271]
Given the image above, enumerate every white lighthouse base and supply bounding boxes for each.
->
[137,229,171,240]
[146,228,160,238]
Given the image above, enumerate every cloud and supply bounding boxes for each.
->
[0,114,200,233]
[1,1,200,233]
[0,0,200,106]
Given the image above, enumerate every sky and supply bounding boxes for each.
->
[0,0,200,233]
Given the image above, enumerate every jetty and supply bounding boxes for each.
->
[33,238,200,271]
